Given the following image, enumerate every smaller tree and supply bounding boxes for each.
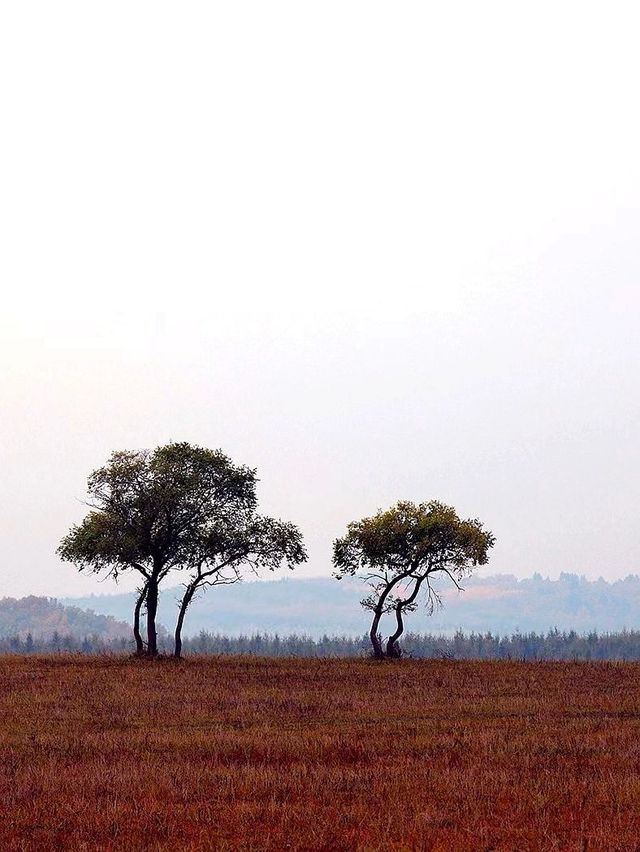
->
[333,500,495,659]
[174,514,306,658]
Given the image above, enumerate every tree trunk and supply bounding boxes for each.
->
[386,603,405,658]
[133,582,148,655]
[385,576,424,659]
[368,573,409,659]
[146,577,159,657]
[369,608,386,659]
[174,584,196,659]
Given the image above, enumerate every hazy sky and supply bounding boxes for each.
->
[1,2,639,597]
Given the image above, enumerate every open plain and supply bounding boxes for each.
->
[1,655,640,850]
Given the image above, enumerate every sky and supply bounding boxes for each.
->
[1,2,639,598]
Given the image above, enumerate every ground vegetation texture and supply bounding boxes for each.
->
[1,656,639,850]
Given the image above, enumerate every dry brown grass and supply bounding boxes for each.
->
[1,655,640,850]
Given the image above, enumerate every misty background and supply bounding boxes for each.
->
[4,574,640,642]
[1,3,639,601]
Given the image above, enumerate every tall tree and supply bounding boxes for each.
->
[58,442,274,656]
[173,515,306,658]
[333,500,495,659]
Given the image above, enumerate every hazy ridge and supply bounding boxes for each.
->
[0,595,130,640]
[57,572,640,638]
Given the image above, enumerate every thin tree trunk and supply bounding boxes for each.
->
[386,576,424,658]
[174,584,196,659]
[368,573,410,659]
[146,577,159,657]
[369,608,386,659]
[386,603,405,658]
[133,582,148,656]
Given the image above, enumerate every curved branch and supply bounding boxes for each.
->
[386,575,426,657]
[437,565,465,591]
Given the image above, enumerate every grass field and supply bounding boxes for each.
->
[1,656,640,850]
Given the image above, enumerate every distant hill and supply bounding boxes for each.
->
[62,572,640,638]
[0,596,131,640]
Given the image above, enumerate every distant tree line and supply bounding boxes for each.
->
[7,629,640,661]
[0,632,131,654]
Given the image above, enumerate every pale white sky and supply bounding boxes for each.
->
[1,2,639,597]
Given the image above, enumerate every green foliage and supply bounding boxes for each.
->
[333,500,495,657]
[58,441,307,656]
[58,443,257,581]
[188,512,306,577]
[334,500,494,582]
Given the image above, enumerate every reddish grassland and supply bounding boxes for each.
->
[1,656,640,850]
